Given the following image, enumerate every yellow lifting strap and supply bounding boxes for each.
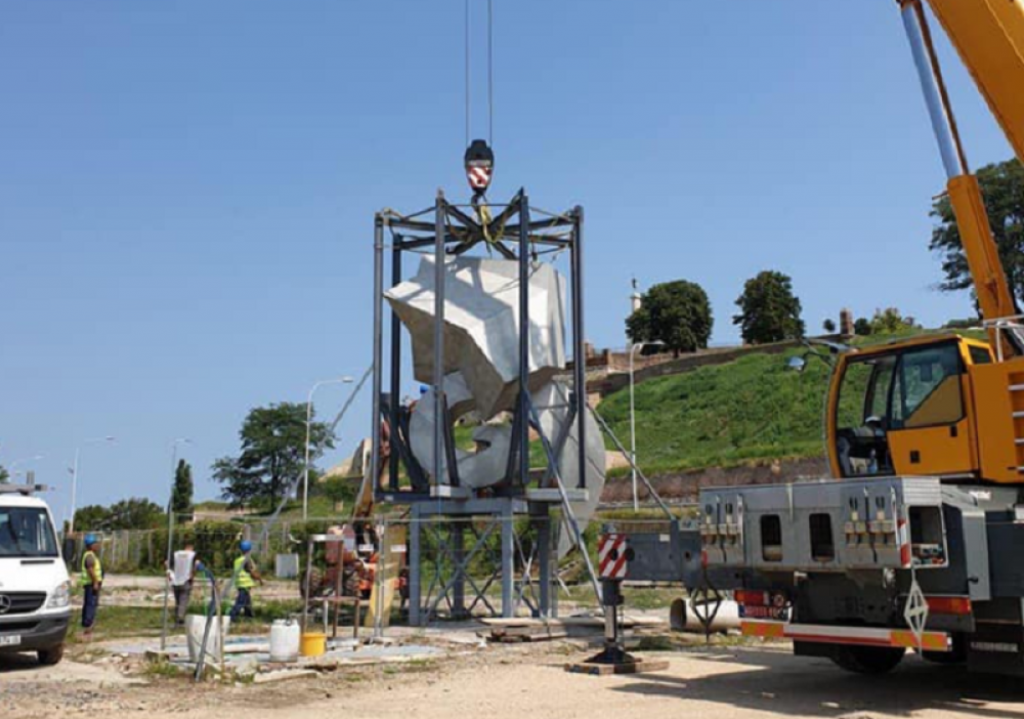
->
[474,201,495,245]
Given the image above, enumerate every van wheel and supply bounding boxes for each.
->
[37,644,65,666]
[831,645,905,674]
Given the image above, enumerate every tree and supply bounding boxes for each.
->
[868,307,920,335]
[106,498,165,530]
[626,280,713,355]
[171,459,194,521]
[0,465,8,483]
[854,318,872,336]
[213,402,334,509]
[72,505,110,532]
[733,271,805,344]
[930,158,1024,304]
[322,475,357,510]
[823,319,837,334]
[73,498,165,532]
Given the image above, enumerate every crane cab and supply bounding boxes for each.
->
[826,334,1005,482]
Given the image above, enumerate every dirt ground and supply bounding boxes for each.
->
[4,638,1024,719]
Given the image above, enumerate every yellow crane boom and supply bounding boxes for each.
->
[901,0,1024,350]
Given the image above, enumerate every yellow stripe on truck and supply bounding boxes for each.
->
[891,630,950,652]
[741,621,785,639]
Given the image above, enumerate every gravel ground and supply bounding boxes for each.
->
[4,638,1024,719]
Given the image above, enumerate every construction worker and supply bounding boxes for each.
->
[80,534,103,636]
[165,541,201,626]
[229,540,263,620]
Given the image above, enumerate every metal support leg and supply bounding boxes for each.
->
[537,511,552,619]
[572,206,587,490]
[371,216,385,497]
[452,521,466,619]
[517,193,531,488]
[433,192,447,485]
[584,579,634,666]
[501,505,515,618]
[409,506,422,626]
[389,244,403,487]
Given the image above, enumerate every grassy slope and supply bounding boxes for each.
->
[598,330,986,476]
[599,347,831,476]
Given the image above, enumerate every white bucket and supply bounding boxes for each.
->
[269,619,301,663]
[185,614,231,663]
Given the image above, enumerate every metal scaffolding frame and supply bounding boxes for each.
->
[368,189,589,621]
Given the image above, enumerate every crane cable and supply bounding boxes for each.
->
[464,0,495,148]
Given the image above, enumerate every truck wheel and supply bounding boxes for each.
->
[831,645,905,674]
[37,644,65,666]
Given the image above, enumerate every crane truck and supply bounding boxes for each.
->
[618,0,1024,676]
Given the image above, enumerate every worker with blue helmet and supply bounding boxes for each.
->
[229,538,263,621]
[80,533,103,636]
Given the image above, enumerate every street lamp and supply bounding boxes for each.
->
[162,437,192,650]
[629,341,665,512]
[68,437,115,536]
[304,377,354,521]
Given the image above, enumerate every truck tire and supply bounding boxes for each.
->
[831,645,905,674]
[37,644,65,666]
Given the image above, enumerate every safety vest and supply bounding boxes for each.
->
[234,555,255,589]
[80,550,103,586]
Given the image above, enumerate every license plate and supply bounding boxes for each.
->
[0,635,22,647]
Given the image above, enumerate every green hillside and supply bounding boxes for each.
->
[599,330,987,476]
[598,347,832,476]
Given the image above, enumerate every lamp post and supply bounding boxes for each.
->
[629,341,665,512]
[162,438,192,650]
[304,377,353,521]
[68,437,115,537]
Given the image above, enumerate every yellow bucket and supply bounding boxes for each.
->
[299,632,327,657]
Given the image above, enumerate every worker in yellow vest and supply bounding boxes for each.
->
[80,534,103,636]
[229,540,263,620]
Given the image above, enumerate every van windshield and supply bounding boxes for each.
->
[0,507,59,558]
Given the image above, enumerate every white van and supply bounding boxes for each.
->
[0,483,72,665]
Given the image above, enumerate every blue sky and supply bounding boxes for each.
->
[0,1,1012,521]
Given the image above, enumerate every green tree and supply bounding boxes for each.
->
[213,402,334,509]
[733,271,805,344]
[930,158,1024,303]
[322,475,357,510]
[105,498,165,530]
[823,318,837,334]
[868,307,920,335]
[74,498,165,532]
[854,318,872,336]
[72,505,110,532]
[0,465,8,483]
[171,459,194,521]
[626,280,713,355]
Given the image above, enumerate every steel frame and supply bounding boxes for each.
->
[368,189,586,620]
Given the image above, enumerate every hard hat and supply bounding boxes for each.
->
[84,534,98,546]
[240,540,253,553]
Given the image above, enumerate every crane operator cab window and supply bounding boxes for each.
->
[835,342,965,478]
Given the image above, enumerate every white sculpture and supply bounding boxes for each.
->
[386,255,606,552]
[386,256,566,419]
